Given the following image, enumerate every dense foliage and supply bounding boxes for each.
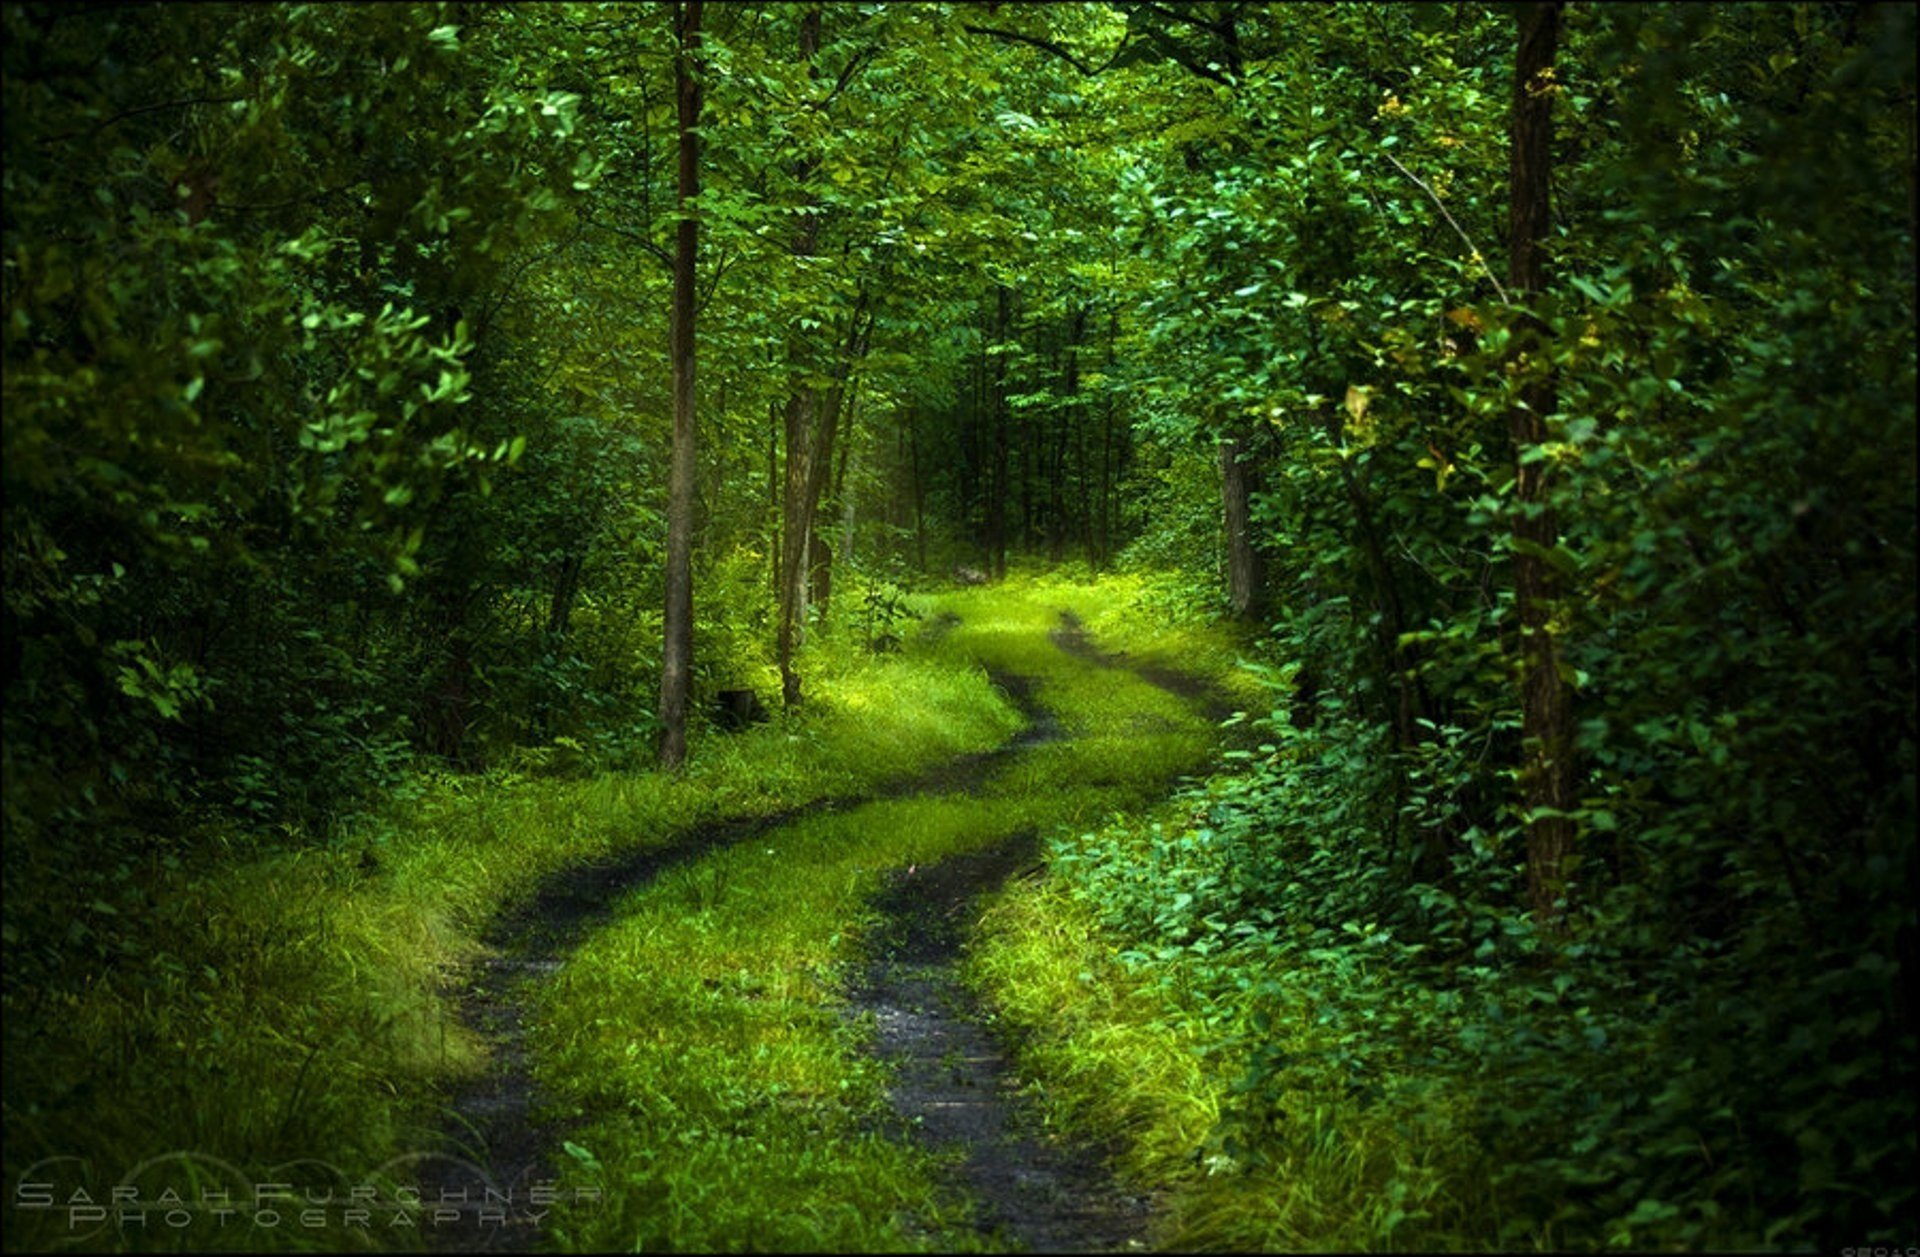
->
[4,2,1912,1251]
[1057,3,1917,1247]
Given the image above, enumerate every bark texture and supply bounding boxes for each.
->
[658,0,703,770]
[1507,1,1577,926]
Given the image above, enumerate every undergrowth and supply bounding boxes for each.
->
[960,571,1510,1252]
[966,567,1914,1251]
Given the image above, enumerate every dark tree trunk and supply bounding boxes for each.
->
[1096,311,1118,567]
[547,550,583,637]
[658,0,703,771]
[989,285,1012,578]
[778,295,867,706]
[778,387,816,709]
[809,532,833,613]
[908,404,928,572]
[776,5,825,710]
[1508,1,1576,927]
[1220,434,1263,618]
[767,409,781,597]
[836,379,860,565]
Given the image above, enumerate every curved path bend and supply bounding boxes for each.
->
[423,609,1223,1252]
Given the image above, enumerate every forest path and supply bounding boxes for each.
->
[420,660,1058,1251]
[851,831,1156,1252]
[427,601,1222,1252]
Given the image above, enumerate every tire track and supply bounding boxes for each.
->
[416,652,1054,1250]
[418,608,1223,1252]
[852,834,1155,1253]
[846,610,1230,1253]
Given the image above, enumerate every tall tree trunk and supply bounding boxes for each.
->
[1096,310,1118,567]
[778,387,816,708]
[837,382,860,566]
[776,5,825,709]
[908,404,928,572]
[1073,340,1093,562]
[778,295,868,705]
[547,550,583,637]
[767,408,781,597]
[658,0,703,771]
[1508,1,1576,927]
[989,285,1012,578]
[1220,433,1263,617]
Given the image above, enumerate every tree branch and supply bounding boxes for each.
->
[816,45,876,112]
[581,210,672,269]
[960,23,1123,76]
[39,94,244,145]
[1138,2,1231,41]
[1382,148,1512,305]
[1131,22,1234,88]
[477,222,589,341]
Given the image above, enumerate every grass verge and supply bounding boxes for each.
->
[529,577,1223,1251]
[2,648,1015,1253]
[957,571,1505,1251]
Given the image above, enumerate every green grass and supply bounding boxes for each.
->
[966,865,1502,1252]
[2,647,1017,1253]
[952,572,1508,1252]
[12,566,1403,1254]
[527,577,1224,1251]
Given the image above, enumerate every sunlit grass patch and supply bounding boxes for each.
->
[966,877,1222,1183]
[528,794,1034,1251]
[530,582,1230,1251]
[1021,566,1270,713]
[2,649,1015,1254]
[969,860,1502,1253]
[940,572,1506,1251]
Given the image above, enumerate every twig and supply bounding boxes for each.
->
[38,95,244,145]
[1382,148,1511,305]
[960,23,1129,77]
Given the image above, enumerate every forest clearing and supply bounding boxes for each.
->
[3,2,1914,1252]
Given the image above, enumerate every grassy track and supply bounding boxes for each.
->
[3,572,1256,1253]
[526,582,1229,1251]
[2,646,1018,1253]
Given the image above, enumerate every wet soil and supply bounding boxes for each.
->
[417,655,1055,1250]
[420,802,841,1250]
[851,835,1156,1252]
[420,609,1222,1252]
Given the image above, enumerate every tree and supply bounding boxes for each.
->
[658,0,703,769]
[1504,1,1575,927]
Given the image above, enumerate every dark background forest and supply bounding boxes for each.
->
[3,2,1914,1251]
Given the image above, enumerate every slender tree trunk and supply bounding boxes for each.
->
[547,551,583,637]
[1508,1,1577,927]
[778,387,815,707]
[990,285,1012,578]
[837,383,860,566]
[776,5,824,709]
[658,0,703,771]
[778,295,867,705]
[767,409,781,597]
[1220,433,1262,617]
[1096,311,1117,567]
[908,404,928,572]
